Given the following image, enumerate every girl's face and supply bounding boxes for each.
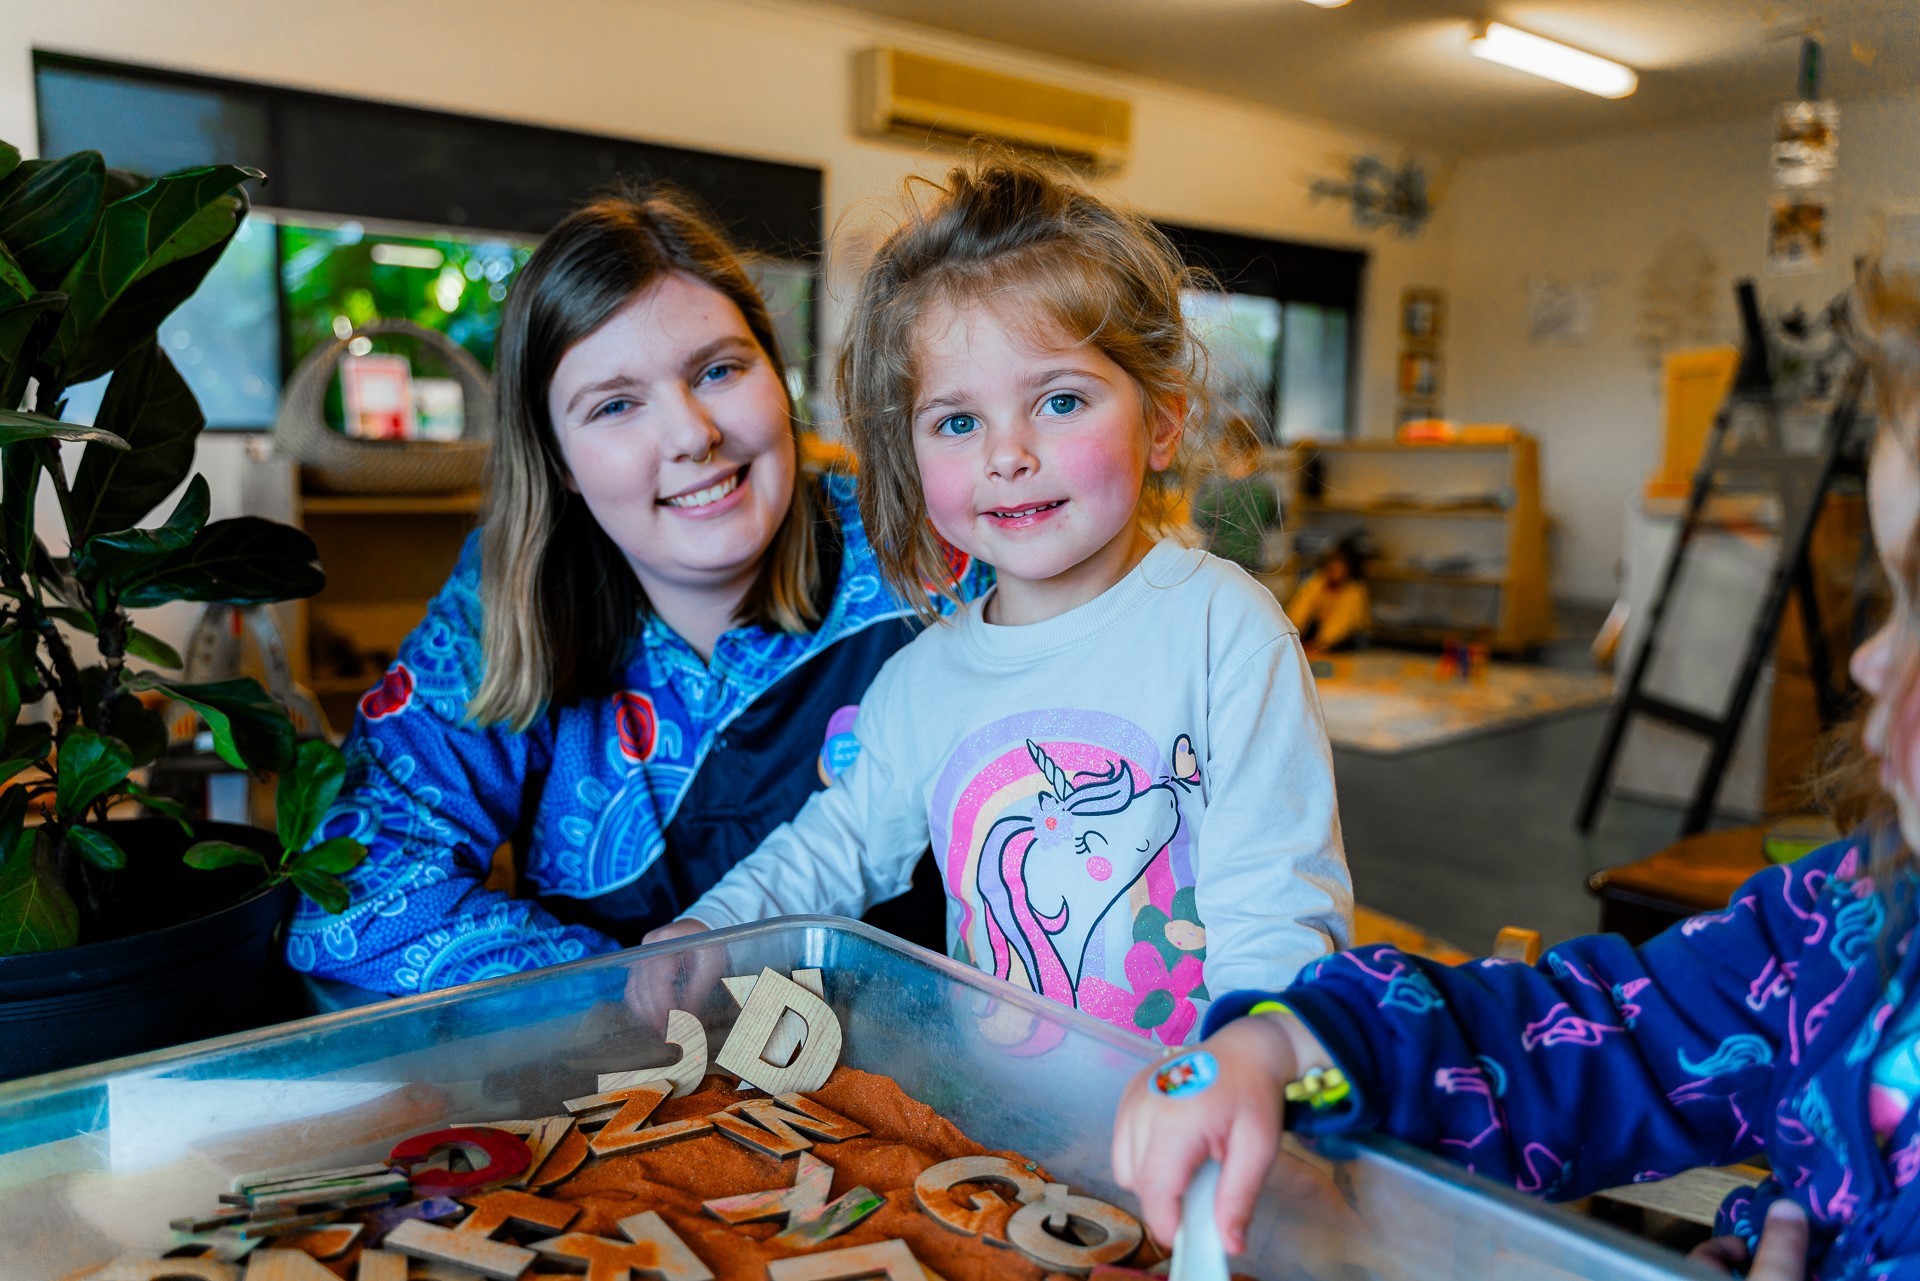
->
[1852,426,1920,848]
[546,273,795,620]
[910,299,1181,624]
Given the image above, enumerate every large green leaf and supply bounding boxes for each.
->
[0,242,30,305]
[122,673,294,772]
[0,143,20,185]
[276,738,347,854]
[293,836,366,876]
[68,342,199,543]
[54,725,132,819]
[184,839,267,872]
[105,696,168,770]
[65,825,126,871]
[0,153,105,289]
[0,631,26,731]
[110,517,324,609]
[0,410,128,451]
[45,165,256,378]
[125,628,183,669]
[81,474,208,577]
[0,830,78,954]
[0,722,52,786]
[0,292,66,412]
[289,866,351,915]
[58,211,246,387]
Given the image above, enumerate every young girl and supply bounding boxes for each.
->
[1114,270,1920,1277]
[649,159,1352,1044]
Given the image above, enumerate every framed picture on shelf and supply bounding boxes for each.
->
[340,353,416,440]
[1400,350,1443,399]
[1402,288,1445,345]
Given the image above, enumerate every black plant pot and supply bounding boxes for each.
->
[0,819,295,1082]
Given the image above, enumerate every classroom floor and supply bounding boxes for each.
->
[1333,616,1685,954]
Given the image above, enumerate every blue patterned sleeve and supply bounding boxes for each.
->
[284,536,619,994]
[1221,842,1861,1200]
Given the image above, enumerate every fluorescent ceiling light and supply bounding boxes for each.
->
[371,243,445,270]
[1470,22,1637,99]
[1297,0,1352,7]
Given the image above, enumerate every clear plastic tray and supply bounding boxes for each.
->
[0,918,1704,1279]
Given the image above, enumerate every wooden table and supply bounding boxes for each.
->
[1587,825,1768,945]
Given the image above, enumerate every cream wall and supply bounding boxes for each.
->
[0,0,1447,447]
[1442,89,1920,604]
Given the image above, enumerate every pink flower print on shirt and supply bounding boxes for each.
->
[1078,940,1206,1045]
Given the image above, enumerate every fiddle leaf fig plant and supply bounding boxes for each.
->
[0,139,367,954]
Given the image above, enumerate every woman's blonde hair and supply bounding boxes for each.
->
[837,156,1206,616]
[472,187,823,730]
[1815,264,1920,891]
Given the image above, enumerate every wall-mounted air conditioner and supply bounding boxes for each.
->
[854,48,1131,174]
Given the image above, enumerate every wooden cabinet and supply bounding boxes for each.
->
[1283,435,1552,653]
[242,455,479,735]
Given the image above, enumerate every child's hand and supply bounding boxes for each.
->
[1111,1009,1330,1255]
[642,917,711,946]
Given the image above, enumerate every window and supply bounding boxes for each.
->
[33,53,825,431]
[1160,222,1365,444]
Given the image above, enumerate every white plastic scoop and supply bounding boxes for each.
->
[1169,1158,1230,1281]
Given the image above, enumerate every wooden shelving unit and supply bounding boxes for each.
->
[242,455,481,734]
[1283,434,1552,653]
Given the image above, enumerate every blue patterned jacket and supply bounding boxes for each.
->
[286,476,987,994]
[1209,839,1920,1279]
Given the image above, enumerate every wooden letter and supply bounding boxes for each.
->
[764,1240,923,1281]
[913,1155,1047,1241]
[269,1224,361,1259]
[770,1187,886,1248]
[484,1116,576,1186]
[703,1151,833,1224]
[388,1127,532,1196]
[599,1008,709,1099]
[241,1251,335,1281]
[723,971,822,1090]
[96,1260,240,1281]
[527,1124,592,1188]
[708,1100,813,1159]
[766,1093,868,1142]
[456,1190,579,1236]
[354,1253,407,1281]
[383,1217,536,1280]
[530,1211,714,1281]
[1005,1193,1144,1275]
[586,1082,674,1156]
[714,968,840,1095]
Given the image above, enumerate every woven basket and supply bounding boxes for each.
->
[274,320,494,495]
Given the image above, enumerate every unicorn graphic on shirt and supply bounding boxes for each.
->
[978,739,1185,1004]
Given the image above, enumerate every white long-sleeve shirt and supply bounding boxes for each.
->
[685,540,1352,1045]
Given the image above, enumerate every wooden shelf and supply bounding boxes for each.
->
[302,491,484,516]
[243,458,481,738]
[1283,434,1551,653]
[1297,500,1508,520]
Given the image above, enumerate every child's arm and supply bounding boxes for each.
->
[671,666,929,931]
[1118,844,1849,1249]
[1192,631,1352,996]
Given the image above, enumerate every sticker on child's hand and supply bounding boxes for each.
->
[1151,1050,1218,1098]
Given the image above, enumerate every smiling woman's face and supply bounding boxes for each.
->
[546,272,796,619]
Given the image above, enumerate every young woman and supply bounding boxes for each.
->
[286,189,986,995]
